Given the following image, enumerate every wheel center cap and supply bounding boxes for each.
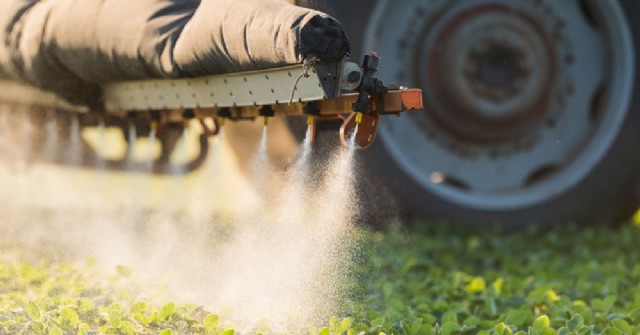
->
[420,2,557,141]
[475,45,520,87]
[466,33,530,102]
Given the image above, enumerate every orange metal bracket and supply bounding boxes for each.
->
[338,88,423,149]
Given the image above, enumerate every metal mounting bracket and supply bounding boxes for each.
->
[103,60,358,112]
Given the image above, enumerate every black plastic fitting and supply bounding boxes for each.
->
[217,108,232,118]
[303,101,321,116]
[352,52,388,115]
[182,109,195,119]
[259,105,275,117]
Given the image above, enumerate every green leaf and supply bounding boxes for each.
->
[220,329,235,335]
[611,319,632,334]
[77,323,90,335]
[77,298,95,314]
[371,317,386,328]
[411,318,423,335]
[158,329,172,335]
[329,316,339,332]
[401,321,413,335]
[440,322,460,335]
[601,327,622,335]
[109,309,122,328]
[29,321,45,335]
[628,308,640,322]
[318,327,330,335]
[442,311,458,325]
[133,312,149,326]
[48,326,62,335]
[566,314,584,331]
[532,315,550,335]
[204,314,220,331]
[592,296,616,313]
[495,323,513,335]
[465,277,486,293]
[505,309,530,327]
[463,316,481,327]
[485,297,498,317]
[148,311,160,325]
[59,307,80,331]
[25,301,41,320]
[130,302,147,315]
[338,317,354,334]
[546,289,560,302]
[160,303,176,321]
[493,278,505,295]
[120,321,136,335]
[99,326,112,334]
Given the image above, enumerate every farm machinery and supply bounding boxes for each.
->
[2,0,640,228]
[0,52,422,173]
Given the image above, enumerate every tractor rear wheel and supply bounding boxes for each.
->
[301,0,640,228]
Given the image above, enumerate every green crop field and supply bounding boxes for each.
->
[346,221,640,335]
[2,221,640,335]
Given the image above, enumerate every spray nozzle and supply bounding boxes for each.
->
[355,112,363,125]
[182,109,195,128]
[259,105,275,127]
[303,102,321,116]
[149,110,161,131]
[217,108,232,127]
[340,111,380,150]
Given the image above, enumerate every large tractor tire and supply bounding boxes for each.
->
[302,0,640,228]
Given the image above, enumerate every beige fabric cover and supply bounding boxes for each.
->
[0,0,349,106]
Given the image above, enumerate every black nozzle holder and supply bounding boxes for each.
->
[303,101,321,116]
[352,52,388,115]
[150,110,162,121]
[182,109,196,119]
[363,52,380,73]
[217,108,232,118]
[259,105,275,117]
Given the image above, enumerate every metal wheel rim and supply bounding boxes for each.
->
[363,0,635,210]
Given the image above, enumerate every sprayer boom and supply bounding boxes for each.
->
[0,54,422,173]
[103,55,422,149]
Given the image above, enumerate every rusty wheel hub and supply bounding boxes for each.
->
[421,2,557,142]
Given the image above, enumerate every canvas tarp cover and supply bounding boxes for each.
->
[0,0,349,106]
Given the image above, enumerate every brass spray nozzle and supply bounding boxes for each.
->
[355,112,364,124]
[307,115,314,125]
